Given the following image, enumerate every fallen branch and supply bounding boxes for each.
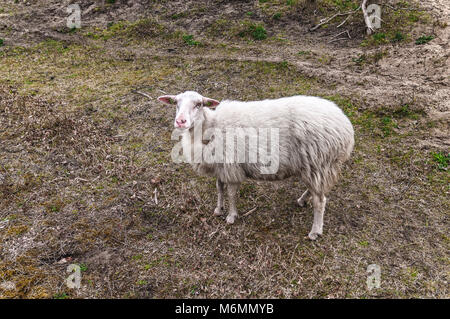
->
[153,188,158,205]
[336,15,351,28]
[132,90,153,100]
[242,207,257,217]
[309,6,361,32]
[328,30,351,43]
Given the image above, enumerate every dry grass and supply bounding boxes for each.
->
[0,0,448,299]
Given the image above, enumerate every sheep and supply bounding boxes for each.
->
[158,91,354,240]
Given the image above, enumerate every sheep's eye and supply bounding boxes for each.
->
[195,102,202,108]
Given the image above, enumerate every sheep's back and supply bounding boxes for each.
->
[215,96,353,151]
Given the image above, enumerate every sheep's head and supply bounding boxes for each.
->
[158,91,220,129]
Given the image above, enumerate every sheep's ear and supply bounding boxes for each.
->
[158,95,177,105]
[202,97,220,108]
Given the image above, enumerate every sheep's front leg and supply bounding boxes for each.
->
[308,193,327,240]
[226,182,240,224]
[213,179,225,216]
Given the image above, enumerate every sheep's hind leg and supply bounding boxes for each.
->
[214,179,225,216]
[225,182,240,224]
[297,190,311,207]
[308,193,327,240]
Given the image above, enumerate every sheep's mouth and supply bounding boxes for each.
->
[174,123,191,130]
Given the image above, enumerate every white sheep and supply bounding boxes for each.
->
[158,91,354,240]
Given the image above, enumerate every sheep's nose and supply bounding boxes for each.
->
[176,118,187,126]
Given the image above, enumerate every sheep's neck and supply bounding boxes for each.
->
[181,108,217,164]
[187,108,216,145]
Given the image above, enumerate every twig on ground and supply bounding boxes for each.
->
[290,243,300,265]
[337,15,350,28]
[242,207,257,217]
[330,30,352,40]
[208,226,221,239]
[309,6,360,32]
[153,188,158,205]
[328,29,351,43]
[132,90,153,100]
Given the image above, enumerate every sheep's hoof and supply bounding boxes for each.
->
[297,198,307,207]
[226,214,237,224]
[213,207,224,216]
[308,231,322,241]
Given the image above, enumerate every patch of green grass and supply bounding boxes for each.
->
[53,293,69,299]
[79,263,88,272]
[68,27,78,34]
[352,50,387,66]
[415,35,434,45]
[358,240,369,247]
[0,39,4,47]
[391,104,423,119]
[408,12,420,23]
[431,152,449,171]
[273,12,282,20]
[84,21,130,40]
[182,34,201,46]
[50,206,59,212]
[251,25,267,41]
[372,104,424,122]
[392,31,405,43]
[372,33,387,44]
[380,116,397,137]
[297,50,311,56]
[326,98,419,139]
[171,12,188,20]
[238,23,267,41]
[405,267,419,281]
[352,54,366,65]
